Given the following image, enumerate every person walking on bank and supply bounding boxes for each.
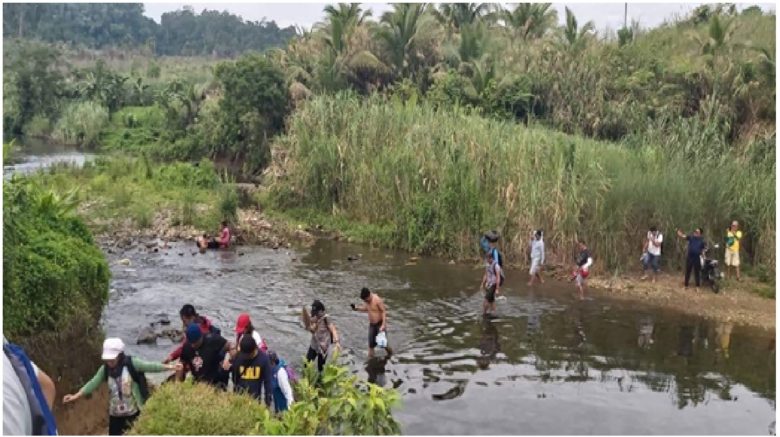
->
[63,338,181,435]
[352,288,393,358]
[641,226,663,283]
[725,220,743,281]
[528,229,545,286]
[302,300,341,372]
[676,228,707,289]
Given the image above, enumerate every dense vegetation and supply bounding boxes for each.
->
[3,175,110,337]
[25,156,238,233]
[131,357,401,435]
[2,3,296,56]
[268,94,775,271]
[3,3,775,277]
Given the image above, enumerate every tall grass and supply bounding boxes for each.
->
[52,100,109,148]
[269,94,775,272]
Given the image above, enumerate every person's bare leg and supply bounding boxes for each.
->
[368,347,375,359]
[538,272,544,284]
[736,265,740,281]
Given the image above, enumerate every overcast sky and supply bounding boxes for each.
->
[142,2,775,33]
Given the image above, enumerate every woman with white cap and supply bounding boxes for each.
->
[62,338,181,435]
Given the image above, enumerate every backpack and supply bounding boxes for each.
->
[491,248,506,286]
[103,355,150,402]
[284,365,299,384]
[3,342,58,436]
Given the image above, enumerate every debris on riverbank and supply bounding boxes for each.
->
[90,206,315,252]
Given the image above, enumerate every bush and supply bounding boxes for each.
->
[3,179,110,337]
[130,357,401,435]
[129,380,266,435]
[23,114,53,138]
[52,100,109,148]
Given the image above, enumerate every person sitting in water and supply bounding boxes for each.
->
[218,221,231,248]
[196,233,220,251]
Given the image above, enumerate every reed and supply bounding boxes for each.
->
[269,94,775,273]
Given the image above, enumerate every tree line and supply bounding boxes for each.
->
[2,3,297,57]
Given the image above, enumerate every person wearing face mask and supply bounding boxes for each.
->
[62,338,181,435]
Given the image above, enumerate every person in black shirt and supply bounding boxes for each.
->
[676,228,707,288]
[231,334,273,407]
[177,323,231,389]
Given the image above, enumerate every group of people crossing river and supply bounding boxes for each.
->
[57,286,391,435]
[4,220,747,435]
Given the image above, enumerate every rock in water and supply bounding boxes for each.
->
[118,258,131,266]
[136,326,158,345]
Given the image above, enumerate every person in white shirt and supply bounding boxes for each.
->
[641,226,663,282]
[528,229,545,286]
[268,351,294,413]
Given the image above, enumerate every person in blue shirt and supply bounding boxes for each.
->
[676,228,707,288]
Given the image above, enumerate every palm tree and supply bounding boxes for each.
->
[376,3,429,77]
[432,3,490,36]
[500,3,558,41]
[320,3,371,55]
[560,7,594,50]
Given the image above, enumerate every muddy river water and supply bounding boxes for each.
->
[104,239,775,435]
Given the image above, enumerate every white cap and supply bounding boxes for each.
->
[101,338,125,360]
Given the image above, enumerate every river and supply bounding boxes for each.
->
[6,143,776,435]
[104,239,775,435]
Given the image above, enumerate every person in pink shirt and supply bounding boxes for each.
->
[219,221,231,248]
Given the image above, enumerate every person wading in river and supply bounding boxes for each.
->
[528,229,545,286]
[572,240,593,300]
[351,288,392,358]
[480,232,503,316]
[163,304,220,366]
[63,338,181,436]
[302,300,341,372]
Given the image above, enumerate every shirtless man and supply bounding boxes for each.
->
[351,287,392,358]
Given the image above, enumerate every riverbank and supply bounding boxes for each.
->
[585,273,775,332]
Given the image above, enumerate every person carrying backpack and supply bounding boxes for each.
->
[268,351,295,413]
[63,338,181,435]
[4,336,58,435]
[480,231,504,317]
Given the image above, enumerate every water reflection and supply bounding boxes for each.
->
[101,239,775,434]
[637,315,654,349]
[476,319,500,370]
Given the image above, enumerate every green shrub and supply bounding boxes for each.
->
[132,203,154,229]
[129,380,266,435]
[130,357,401,435]
[3,179,110,337]
[269,94,775,272]
[52,100,109,148]
[23,114,53,138]
[218,184,239,223]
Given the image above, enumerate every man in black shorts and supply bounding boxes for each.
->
[351,287,392,358]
